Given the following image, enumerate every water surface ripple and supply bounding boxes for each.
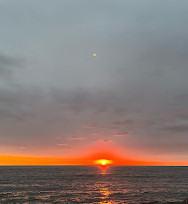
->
[0,166,188,203]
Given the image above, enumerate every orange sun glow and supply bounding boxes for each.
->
[94,159,113,167]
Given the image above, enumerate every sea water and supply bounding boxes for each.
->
[0,166,188,203]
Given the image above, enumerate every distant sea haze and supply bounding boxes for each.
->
[0,166,188,203]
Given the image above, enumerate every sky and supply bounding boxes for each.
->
[0,0,188,165]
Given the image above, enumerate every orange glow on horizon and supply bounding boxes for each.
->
[0,154,188,166]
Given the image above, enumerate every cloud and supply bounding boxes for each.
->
[113,133,129,137]
[96,139,112,143]
[69,137,86,140]
[0,53,24,81]
[90,133,101,136]
[1,1,188,159]
[162,124,188,133]
[57,143,68,147]
[83,125,96,129]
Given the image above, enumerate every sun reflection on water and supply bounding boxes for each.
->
[101,169,107,175]
[98,187,113,204]
[95,166,117,204]
[100,187,111,199]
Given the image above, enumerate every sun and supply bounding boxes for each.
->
[94,159,112,167]
[101,160,106,165]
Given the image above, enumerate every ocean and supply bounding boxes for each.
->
[0,166,188,203]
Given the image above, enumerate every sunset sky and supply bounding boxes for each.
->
[0,0,188,165]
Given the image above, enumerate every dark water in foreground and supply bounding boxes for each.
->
[0,166,188,204]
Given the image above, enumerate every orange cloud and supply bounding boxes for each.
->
[57,143,68,147]
[69,137,85,140]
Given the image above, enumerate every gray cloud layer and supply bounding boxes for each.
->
[0,0,188,159]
